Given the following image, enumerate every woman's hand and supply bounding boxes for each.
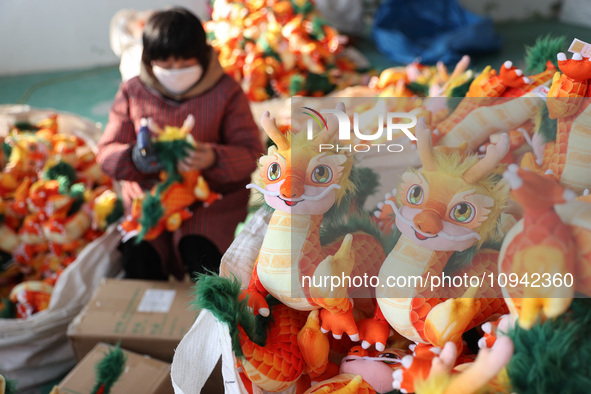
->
[178,143,216,172]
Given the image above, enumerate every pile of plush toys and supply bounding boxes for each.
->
[0,115,123,319]
[193,35,591,394]
[205,0,369,101]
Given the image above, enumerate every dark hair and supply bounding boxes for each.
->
[142,7,209,70]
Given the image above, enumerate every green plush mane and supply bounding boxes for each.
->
[137,138,193,241]
[192,273,274,359]
[525,35,566,74]
[507,298,591,393]
[91,344,127,394]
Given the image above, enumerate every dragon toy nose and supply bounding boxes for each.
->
[280,174,304,199]
[414,210,443,234]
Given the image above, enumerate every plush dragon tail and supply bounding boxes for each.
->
[193,273,268,358]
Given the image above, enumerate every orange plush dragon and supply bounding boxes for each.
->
[364,118,511,393]
[119,115,221,241]
[194,103,386,392]
[498,165,591,329]
[520,50,591,193]
[241,103,385,342]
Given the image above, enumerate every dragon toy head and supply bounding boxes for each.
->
[250,102,355,215]
[394,118,510,252]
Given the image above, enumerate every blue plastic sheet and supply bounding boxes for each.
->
[372,0,502,65]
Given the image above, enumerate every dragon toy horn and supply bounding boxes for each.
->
[463,133,510,184]
[180,115,195,135]
[147,118,163,135]
[261,111,290,151]
[416,117,437,172]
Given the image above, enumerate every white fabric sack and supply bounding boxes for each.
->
[0,225,122,392]
[219,208,271,287]
[171,310,248,394]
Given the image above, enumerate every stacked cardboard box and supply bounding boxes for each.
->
[67,279,197,362]
[56,342,174,394]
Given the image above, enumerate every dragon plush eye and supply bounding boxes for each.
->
[450,202,475,223]
[378,352,399,364]
[311,165,332,183]
[267,163,281,181]
[406,185,424,205]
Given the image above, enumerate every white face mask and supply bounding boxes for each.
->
[152,64,203,94]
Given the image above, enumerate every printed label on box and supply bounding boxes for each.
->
[137,289,176,313]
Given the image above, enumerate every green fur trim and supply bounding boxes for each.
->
[290,74,306,96]
[45,161,77,187]
[192,273,273,358]
[320,214,394,254]
[66,183,86,216]
[290,0,315,15]
[406,82,429,97]
[538,104,557,143]
[507,298,591,394]
[305,73,336,95]
[449,78,474,98]
[57,175,71,194]
[137,193,164,242]
[91,343,127,394]
[308,16,327,40]
[105,198,125,226]
[13,121,37,131]
[0,298,16,319]
[2,141,12,161]
[153,139,192,178]
[135,138,193,241]
[525,35,566,74]
[2,375,18,394]
[323,166,380,221]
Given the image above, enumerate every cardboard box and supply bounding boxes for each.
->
[57,342,174,394]
[67,279,197,363]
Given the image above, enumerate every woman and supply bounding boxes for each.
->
[97,7,263,281]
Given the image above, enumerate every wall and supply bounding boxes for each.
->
[0,0,566,76]
[459,0,561,21]
[0,0,209,76]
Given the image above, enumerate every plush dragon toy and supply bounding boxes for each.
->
[119,115,221,241]
[363,118,511,393]
[194,103,387,392]
[241,103,386,342]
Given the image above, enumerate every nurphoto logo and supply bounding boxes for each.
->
[303,106,417,153]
